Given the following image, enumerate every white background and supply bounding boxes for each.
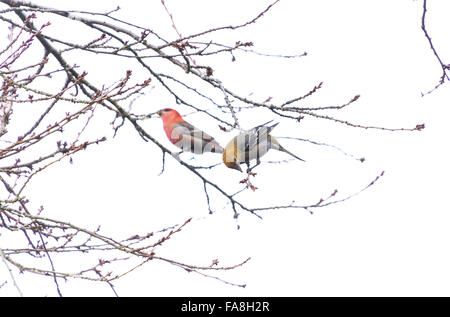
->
[1,0,450,296]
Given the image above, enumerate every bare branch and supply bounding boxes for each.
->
[420,0,449,95]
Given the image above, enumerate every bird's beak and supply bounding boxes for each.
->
[233,164,243,172]
[156,110,162,116]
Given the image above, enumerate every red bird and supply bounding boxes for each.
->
[156,108,224,154]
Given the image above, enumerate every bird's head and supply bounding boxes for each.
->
[156,108,183,124]
[157,108,177,117]
[222,143,243,172]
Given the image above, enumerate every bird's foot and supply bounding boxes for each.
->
[246,170,257,177]
[246,161,260,174]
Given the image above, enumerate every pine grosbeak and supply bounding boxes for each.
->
[222,121,305,172]
[157,108,224,154]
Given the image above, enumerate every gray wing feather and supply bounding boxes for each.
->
[176,121,215,142]
[241,121,279,152]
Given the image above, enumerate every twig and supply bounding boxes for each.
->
[0,245,23,296]
[420,0,449,95]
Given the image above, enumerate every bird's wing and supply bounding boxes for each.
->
[240,121,279,153]
[171,121,223,153]
[175,121,216,142]
[251,120,274,130]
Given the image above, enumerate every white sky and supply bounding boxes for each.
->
[1,0,450,296]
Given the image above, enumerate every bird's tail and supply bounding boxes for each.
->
[280,145,305,162]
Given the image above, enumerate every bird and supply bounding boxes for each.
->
[222,120,305,172]
[156,108,224,154]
